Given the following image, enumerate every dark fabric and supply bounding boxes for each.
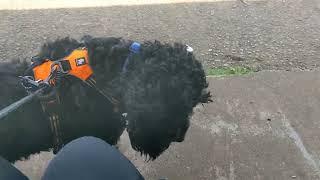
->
[0,156,29,180]
[42,136,144,180]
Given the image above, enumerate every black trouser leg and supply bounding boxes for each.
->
[42,136,144,180]
[0,156,29,180]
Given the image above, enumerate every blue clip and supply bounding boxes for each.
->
[129,42,141,54]
[122,42,141,73]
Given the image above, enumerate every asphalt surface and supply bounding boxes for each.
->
[0,0,319,71]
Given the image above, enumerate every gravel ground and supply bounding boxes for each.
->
[0,0,319,71]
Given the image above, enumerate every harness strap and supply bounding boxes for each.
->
[85,77,119,105]
[39,90,64,153]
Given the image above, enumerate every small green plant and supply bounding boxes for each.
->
[206,66,253,77]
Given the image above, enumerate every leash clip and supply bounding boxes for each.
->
[20,76,40,92]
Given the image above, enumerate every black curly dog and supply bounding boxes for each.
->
[0,36,210,162]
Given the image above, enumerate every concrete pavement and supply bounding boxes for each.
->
[15,70,320,179]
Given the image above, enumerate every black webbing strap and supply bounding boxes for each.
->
[39,90,64,154]
[85,77,119,106]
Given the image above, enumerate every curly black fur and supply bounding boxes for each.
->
[123,41,209,158]
[0,36,210,162]
[0,60,52,162]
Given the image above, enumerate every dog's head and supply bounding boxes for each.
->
[123,41,211,159]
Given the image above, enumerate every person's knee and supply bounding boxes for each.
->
[69,136,106,145]
[42,136,144,180]
[49,136,116,167]
[61,136,109,152]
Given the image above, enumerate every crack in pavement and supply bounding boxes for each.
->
[281,114,320,177]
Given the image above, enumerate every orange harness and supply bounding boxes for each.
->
[33,48,93,83]
[31,47,119,107]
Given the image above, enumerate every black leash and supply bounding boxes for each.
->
[0,88,44,120]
